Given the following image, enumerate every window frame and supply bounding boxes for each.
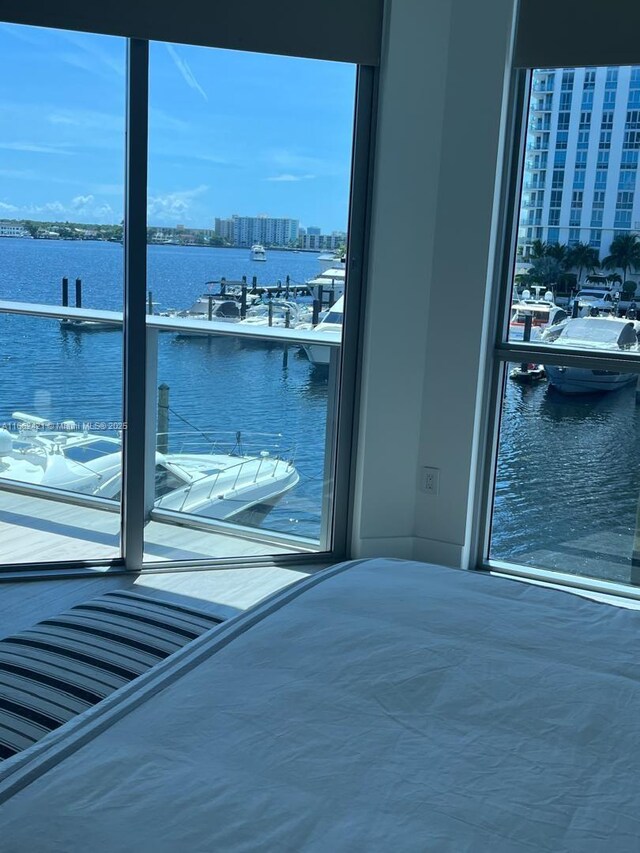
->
[473,68,640,601]
[0,27,377,577]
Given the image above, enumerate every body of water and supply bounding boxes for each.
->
[0,239,329,540]
[2,237,640,581]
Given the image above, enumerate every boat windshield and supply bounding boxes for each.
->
[64,440,119,462]
[155,464,188,497]
[576,291,609,300]
[558,318,635,345]
[323,310,343,325]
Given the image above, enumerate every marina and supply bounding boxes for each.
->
[2,238,640,579]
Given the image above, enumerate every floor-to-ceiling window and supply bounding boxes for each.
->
[0,19,373,571]
[486,63,640,590]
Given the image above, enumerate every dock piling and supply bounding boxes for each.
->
[75,278,82,308]
[220,277,226,297]
[241,285,247,319]
[157,383,169,454]
[207,294,214,321]
[148,291,153,315]
[62,277,69,308]
[268,299,274,327]
[312,299,320,326]
[572,295,580,318]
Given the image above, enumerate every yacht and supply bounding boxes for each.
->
[0,413,299,524]
[510,287,566,332]
[540,316,640,393]
[302,296,343,366]
[250,244,267,261]
[239,299,313,329]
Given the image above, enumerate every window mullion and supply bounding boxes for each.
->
[121,38,149,571]
[495,342,640,372]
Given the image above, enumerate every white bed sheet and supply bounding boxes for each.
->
[1,558,640,852]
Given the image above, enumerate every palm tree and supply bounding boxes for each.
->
[545,242,570,266]
[529,239,547,260]
[567,242,600,284]
[602,233,640,283]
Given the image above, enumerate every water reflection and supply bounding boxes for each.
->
[491,366,640,584]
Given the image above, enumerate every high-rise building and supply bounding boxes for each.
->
[213,217,234,243]
[520,66,640,259]
[214,214,299,247]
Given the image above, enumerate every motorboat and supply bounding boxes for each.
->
[59,319,121,333]
[540,316,640,394]
[239,300,313,329]
[301,296,343,366]
[250,244,267,262]
[317,253,346,274]
[510,287,567,333]
[0,413,299,525]
[306,266,345,308]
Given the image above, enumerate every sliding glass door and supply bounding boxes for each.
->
[0,23,369,571]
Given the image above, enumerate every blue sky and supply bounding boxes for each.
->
[0,25,356,231]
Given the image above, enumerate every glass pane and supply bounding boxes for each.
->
[508,65,640,357]
[0,24,125,565]
[144,42,355,562]
[489,362,640,585]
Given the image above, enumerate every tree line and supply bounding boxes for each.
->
[518,233,640,297]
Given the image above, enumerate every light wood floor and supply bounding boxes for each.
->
[0,487,322,640]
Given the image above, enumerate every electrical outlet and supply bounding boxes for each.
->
[422,466,440,495]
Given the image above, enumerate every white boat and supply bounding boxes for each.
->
[317,253,346,274]
[306,266,345,307]
[239,300,313,329]
[302,296,343,366]
[59,318,121,333]
[540,316,640,394]
[510,288,567,334]
[0,414,299,525]
[250,244,267,262]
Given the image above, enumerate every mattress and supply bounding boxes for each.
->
[1,558,639,852]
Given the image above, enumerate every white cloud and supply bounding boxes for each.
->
[48,109,123,133]
[0,195,116,223]
[264,148,343,178]
[72,194,94,209]
[147,184,209,222]
[165,44,208,102]
[57,32,124,79]
[0,142,72,155]
[266,173,316,182]
[0,168,36,179]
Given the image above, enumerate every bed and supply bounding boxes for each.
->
[0,558,639,852]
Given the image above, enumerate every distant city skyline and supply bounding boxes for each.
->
[0,24,356,233]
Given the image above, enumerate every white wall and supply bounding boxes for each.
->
[351,0,517,566]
